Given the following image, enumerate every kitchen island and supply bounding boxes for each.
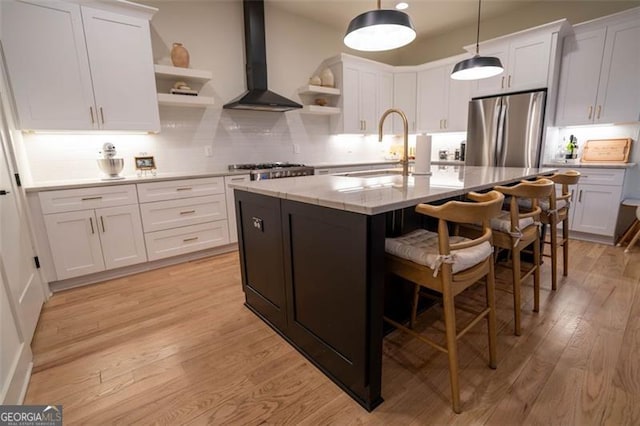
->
[230,165,555,411]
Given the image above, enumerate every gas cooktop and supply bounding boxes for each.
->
[228,163,314,180]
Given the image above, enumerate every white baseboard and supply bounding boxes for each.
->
[1,343,32,405]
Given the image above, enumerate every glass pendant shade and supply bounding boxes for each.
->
[451,55,503,80]
[344,9,416,52]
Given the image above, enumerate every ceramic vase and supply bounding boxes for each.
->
[171,43,190,68]
[320,68,334,87]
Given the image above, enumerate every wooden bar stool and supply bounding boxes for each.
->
[619,199,640,252]
[492,179,554,336]
[537,170,581,290]
[384,190,504,413]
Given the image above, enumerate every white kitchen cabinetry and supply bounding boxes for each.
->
[138,177,230,261]
[377,71,394,134]
[556,168,625,240]
[1,0,159,132]
[225,175,251,243]
[469,21,566,98]
[40,186,147,280]
[155,65,214,108]
[416,59,471,133]
[393,72,417,133]
[556,9,640,125]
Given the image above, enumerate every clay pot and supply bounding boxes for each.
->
[171,43,190,68]
[314,98,328,106]
[320,68,334,87]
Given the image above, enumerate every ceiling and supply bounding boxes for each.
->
[269,0,539,41]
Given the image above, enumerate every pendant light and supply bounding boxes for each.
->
[344,0,416,52]
[451,0,503,80]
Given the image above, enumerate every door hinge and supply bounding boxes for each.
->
[14,173,21,187]
[34,256,41,269]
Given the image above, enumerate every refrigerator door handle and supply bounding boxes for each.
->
[495,97,507,166]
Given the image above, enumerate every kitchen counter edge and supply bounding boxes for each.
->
[542,162,637,169]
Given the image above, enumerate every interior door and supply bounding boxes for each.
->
[0,92,44,343]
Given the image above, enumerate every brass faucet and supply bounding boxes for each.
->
[378,108,410,177]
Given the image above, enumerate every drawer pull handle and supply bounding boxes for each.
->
[230,177,246,181]
[100,216,105,233]
[89,217,95,234]
[180,210,196,215]
[183,237,199,242]
[596,105,602,119]
[82,196,103,201]
[89,106,95,124]
[176,187,192,191]
[588,106,593,120]
[508,75,512,88]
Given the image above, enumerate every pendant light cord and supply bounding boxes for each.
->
[475,0,481,55]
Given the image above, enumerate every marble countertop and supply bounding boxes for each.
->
[542,161,637,169]
[24,169,250,192]
[229,165,557,216]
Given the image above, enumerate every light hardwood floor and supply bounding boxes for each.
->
[25,240,640,425]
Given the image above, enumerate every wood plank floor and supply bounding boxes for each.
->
[25,240,640,425]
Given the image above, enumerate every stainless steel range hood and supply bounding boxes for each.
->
[223,0,302,112]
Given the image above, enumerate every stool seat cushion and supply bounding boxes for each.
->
[385,229,492,274]
[490,210,535,233]
[515,197,568,212]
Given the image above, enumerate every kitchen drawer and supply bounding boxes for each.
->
[39,185,138,214]
[144,221,230,261]
[139,194,227,233]
[137,177,224,203]
[576,168,625,186]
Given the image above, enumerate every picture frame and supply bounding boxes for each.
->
[135,155,156,170]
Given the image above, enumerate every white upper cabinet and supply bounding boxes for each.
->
[81,6,160,131]
[416,58,471,133]
[392,72,417,134]
[471,21,566,97]
[377,71,394,134]
[556,9,640,125]
[1,0,159,132]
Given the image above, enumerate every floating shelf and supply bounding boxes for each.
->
[298,85,340,96]
[157,93,214,108]
[154,64,212,83]
[299,105,341,115]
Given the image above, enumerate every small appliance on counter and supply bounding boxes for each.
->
[97,142,124,180]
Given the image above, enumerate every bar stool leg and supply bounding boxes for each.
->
[442,284,461,413]
[533,236,541,312]
[512,247,522,336]
[562,217,570,276]
[550,222,558,290]
[410,283,420,329]
[486,261,497,369]
[626,228,640,253]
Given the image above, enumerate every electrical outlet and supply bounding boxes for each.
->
[293,143,301,154]
[204,145,213,157]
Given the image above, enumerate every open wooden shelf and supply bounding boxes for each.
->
[298,84,340,96]
[154,65,212,83]
[299,105,341,115]
[157,93,214,108]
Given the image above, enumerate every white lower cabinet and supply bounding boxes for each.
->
[224,175,250,243]
[571,183,623,236]
[138,177,231,261]
[43,204,146,280]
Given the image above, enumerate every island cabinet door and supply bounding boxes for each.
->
[235,192,287,330]
[281,200,385,411]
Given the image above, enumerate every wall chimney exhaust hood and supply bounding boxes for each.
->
[224,0,302,112]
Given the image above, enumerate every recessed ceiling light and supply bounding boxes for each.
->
[395,2,409,10]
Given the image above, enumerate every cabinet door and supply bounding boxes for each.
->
[341,66,361,134]
[81,6,160,132]
[359,69,377,133]
[44,210,105,280]
[596,19,640,124]
[473,44,509,97]
[377,71,394,135]
[393,72,417,133]
[2,0,96,130]
[96,205,147,270]
[416,66,447,132]
[446,65,472,132]
[555,28,607,126]
[507,33,552,92]
[225,175,250,243]
[572,183,623,236]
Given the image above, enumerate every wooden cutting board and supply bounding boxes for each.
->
[581,138,631,163]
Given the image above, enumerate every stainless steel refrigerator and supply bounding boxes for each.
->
[465,90,546,167]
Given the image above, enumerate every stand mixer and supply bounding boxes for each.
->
[97,142,124,180]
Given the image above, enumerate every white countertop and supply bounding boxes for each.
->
[542,161,637,169]
[24,169,250,192]
[229,165,557,215]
